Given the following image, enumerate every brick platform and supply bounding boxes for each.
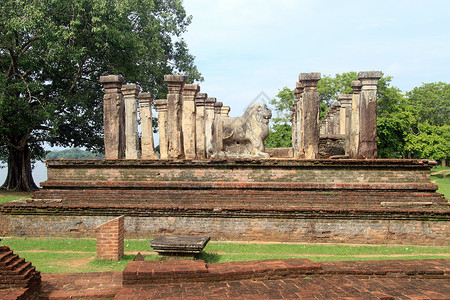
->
[1,158,448,244]
[34,259,450,299]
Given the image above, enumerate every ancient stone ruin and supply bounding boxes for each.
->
[0,70,448,246]
[98,71,383,161]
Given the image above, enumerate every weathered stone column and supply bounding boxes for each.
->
[122,84,140,159]
[294,81,304,156]
[195,93,207,159]
[357,71,382,159]
[138,93,158,159]
[298,72,321,159]
[164,74,188,159]
[100,75,125,159]
[182,84,199,159]
[292,85,300,153]
[349,80,362,158]
[338,94,352,136]
[204,97,217,157]
[335,102,341,135]
[154,99,168,159]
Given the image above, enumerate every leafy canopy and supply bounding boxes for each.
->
[0,0,202,190]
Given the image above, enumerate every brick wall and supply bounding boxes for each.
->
[96,216,124,260]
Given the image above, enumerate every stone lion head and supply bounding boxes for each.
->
[245,103,272,124]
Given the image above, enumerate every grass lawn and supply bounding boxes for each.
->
[0,190,32,204]
[1,238,449,273]
[431,166,450,200]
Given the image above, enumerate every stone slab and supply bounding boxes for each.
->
[150,235,210,254]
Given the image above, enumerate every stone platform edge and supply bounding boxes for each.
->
[44,158,437,168]
[2,202,449,220]
[122,258,450,286]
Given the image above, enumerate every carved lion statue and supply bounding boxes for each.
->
[211,103,272,158]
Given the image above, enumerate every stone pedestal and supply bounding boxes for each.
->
[164,74,188,159]
[204,97,217,157]
[138,93,158,159]
[182,84,200,159]
[298,73,321,159]
[357,71,382,159]
[122,84,141,159]
[349,80,362,158]
[195,93,207,159]
[154,99,168,159]
[100,75,125,159]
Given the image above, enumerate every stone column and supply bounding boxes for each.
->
[100,75,125,159]
[333,101,341,135]
[138,93,158,159]
[220,106,230,116]
[357,71,382,159]
[154,99,168,159]
[293,81,304,156]
[338,94,352,136]
[122,84,140,159]
[204,97,217,157]
[182,84,199,159]
[349,80,362,158]
[298,72,321,159]
[195,93,207,159]
[164,74,188,159]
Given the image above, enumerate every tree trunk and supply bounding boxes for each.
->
[1,144,39,192]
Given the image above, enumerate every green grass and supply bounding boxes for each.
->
[431,166,450,199]
[0,191,32,204]
[1,238,449,273]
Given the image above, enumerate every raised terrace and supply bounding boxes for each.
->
[1,71,448,245]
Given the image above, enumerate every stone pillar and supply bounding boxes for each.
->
[357,71,382,159]
[294,81,304,156]
[330,101,341,135]
[349,80,362,158]
[138,93,158,159]
[204,97,217,157]
[154,99,169,159]
[164,74,188,159]
[220,106,231,116]
[100,75,125,159]
[298,73,321,159]
[182,84,199,159]
[195,93,207,159]
[338,94,352,136]
[122,84,140,159]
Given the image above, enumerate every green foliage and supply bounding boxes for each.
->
[0,0,201,190]
[265,123,292,148]
[46,148,104,159]
[265,87,294,148]
[406,82,449,126]
[405,123,450,161]
[316,72,357,105]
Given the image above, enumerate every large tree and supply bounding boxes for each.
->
[0,0,202,191]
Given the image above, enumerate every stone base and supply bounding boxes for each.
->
[0,158,448,245]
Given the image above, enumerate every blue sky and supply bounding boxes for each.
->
[182,0,450,116]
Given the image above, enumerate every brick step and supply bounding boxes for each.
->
[0,246,11,252]
[6,257,25,270]
[0,255,21,269]
[34,191,446,203]
[0,250,14,262]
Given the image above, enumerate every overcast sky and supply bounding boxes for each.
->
[182,0,450,116]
